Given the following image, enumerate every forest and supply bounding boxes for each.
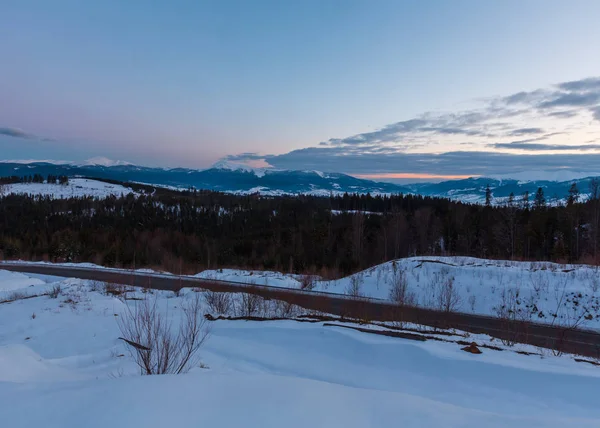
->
[0,177,599,277]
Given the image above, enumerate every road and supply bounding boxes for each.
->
[2,262,600,359]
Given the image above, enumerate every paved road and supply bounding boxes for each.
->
[2,262,600,358]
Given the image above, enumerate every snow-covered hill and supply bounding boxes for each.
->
[1,268,599,427]
[200,257,600,331]
[3,178,137,198]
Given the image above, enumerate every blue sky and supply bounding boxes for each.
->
[1,0,600,179]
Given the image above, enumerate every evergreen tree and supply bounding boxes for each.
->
[507,192,515,207]
[567,182,579,206]
[485,184,492,207]
[522,190,530,210]
[534,187,546,210]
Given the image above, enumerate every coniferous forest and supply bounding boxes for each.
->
[0,178,599,276]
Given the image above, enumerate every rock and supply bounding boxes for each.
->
[461,342,482,354]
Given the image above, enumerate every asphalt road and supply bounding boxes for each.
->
[2,262,600,358]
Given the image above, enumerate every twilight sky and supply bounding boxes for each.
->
[1,0,600,180]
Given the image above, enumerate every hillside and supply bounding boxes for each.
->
[197,256,600,331]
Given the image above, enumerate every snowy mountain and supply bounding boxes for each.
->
[0,161,410,196]
[405,176,599,205]
[0,160,598,203]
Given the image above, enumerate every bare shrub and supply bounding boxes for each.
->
[300,275,316,291]
[388,269,416,306]
[530,273,549,295]
[492,287,537,346]
[237,292,263,317]
[436,272,461,313]
[549,277,596,356]
[105,282,126,297]
[346,274,363,298]
[202,290,233,315]
[89,281,104,292]
[117,294,209,375]
[48,284,62,299]
[271,299,301,318]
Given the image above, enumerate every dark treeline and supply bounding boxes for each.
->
[0,174,69,185]
[0,179,599,276]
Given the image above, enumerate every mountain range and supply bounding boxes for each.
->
[0,159,597,204]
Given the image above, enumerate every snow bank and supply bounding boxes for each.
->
[0,345,82,383]
[194,268,303,288]
[0,270,44,293]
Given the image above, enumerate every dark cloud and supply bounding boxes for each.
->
[222,152,264,161]
[502,77,600,122]
[492,142,600,151]
[258,146,600,176]
[539,92,600,109]
[509,127,544,136]
[318,77,599,151]
[0,127,33,139]
[502,89,548,105]
[322,114,488,147]
[558,77,600,92]
[224,76,600,177]
[548,110,578,119]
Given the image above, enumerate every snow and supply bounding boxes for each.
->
[5,255,600,331]
[195,268,303,288]
[0,271,600,427]
[0,158,133,167]
[76,157,134,167]
[0,159,72,165]
[4,178,137,198]
[0,270,45,294]
[210,159,272,178]
[1,273,600,426]
[190,256,600,331]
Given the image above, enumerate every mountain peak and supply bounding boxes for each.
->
[210,160,271,177]
[79,157,134,167]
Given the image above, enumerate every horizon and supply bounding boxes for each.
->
[4,156,600,187]
[2,0,600,179]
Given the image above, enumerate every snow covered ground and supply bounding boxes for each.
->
[3,178,137,198]
[5,256,600,331]
[195,268,305,288]
[199,257,600,331]
[1,270,600,427]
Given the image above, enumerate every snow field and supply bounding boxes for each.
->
[4,178,137,198]
[0,271,600,427]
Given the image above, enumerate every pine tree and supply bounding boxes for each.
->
[534,187,546,210]
[508,192,515,207]
[485,184,492,207]
[567,182,579,206]
[522,190,530,210]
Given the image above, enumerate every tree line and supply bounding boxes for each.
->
[0,178,599,276]
[0,174,69,185]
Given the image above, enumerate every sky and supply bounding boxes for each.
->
[1,0,600,181]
